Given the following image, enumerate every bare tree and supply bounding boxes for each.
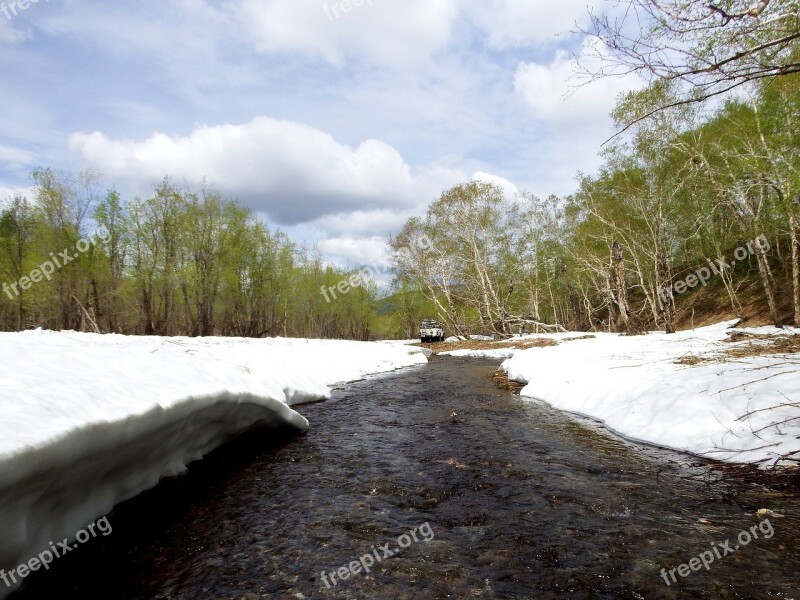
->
[581,0,800,128]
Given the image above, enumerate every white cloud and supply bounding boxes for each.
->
[514,37,644,130]
[318,235,390,267]
[312,209,413,237]
[467,0,590,49]
[68,117,463,225]
[472,171,520,199]
[0,0,639,263]
[0,186,35,206]
[511,37,645,197]
[235,0,458,67]
[317,234,404,287]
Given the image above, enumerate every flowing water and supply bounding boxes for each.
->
[12,357,800,599]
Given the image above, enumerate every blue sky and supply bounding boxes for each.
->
[0,0,641,269]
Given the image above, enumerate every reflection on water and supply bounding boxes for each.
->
[13,357,800,599]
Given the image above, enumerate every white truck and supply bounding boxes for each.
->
[420,318,445,343]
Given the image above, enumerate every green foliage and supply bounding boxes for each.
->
[0,176,379,339]
[391,74,800,332]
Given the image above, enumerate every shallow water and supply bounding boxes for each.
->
[12,357,800,599]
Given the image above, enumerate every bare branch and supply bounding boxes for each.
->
[579,0,800,127]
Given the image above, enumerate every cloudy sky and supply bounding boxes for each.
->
[0,0,641,271]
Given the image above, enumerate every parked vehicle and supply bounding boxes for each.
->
[420,318,445,343]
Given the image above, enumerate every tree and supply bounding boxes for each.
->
[390,182,568,335]
[0,196,35,329]
[93,189,129,331]
[391,182,516,335]
[672,99,785,327]
[31,168,103,329]
[582,0,800,127]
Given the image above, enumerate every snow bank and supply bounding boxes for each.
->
[500,321,800,468]
[0,331,428,596]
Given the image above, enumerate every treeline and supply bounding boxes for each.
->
[0,171,377,338]
[390,74,800,336]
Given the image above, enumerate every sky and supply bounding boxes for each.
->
[0,0,642,273]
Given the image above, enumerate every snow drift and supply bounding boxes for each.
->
[500,321,800,468]
[0,331,428,597]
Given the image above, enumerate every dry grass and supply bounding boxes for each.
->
[671,271,796,331]
[417,337,558,355]
[723,332,800,358]
[674,354,711,366]
[562,334,597,342]
[675,331,800,365]
[416,333,597,356]
[491,369,525,394]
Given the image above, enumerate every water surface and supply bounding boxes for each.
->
[13,357,800,599]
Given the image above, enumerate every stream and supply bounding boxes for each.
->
[12,356,800,599]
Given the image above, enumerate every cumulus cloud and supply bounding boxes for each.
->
[472,171,520,199]
[317,235,391,267]
[1,0,640,262]
[312,209,413,238]
[68,117,463,225]
[513,37,644,130]
[466,0,590,49]
[235,0,458,67]
[511,37,645,197]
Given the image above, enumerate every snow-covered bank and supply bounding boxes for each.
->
[0,331,428,597]
[498,321,800,468]
[436,321,800,469]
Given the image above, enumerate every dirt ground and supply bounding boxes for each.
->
[413,335,600,355]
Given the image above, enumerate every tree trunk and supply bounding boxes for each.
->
[568,283,585,331]
[789,209,800,327]
[722,197,782,328]
[612,240,634,333]
[753,238,783,328]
